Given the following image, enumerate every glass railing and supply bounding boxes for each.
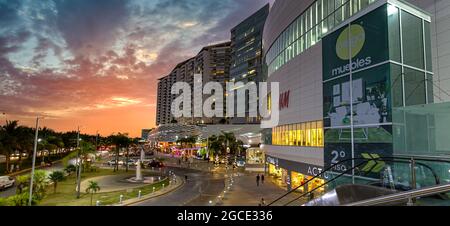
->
[269,155,450,206]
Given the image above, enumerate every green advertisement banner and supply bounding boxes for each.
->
[323,5,389,81]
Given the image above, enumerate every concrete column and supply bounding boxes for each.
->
[287,170,292,191]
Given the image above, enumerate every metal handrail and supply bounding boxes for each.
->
[345,183,450,206]
[267,157,372,206]
[271,156,450,206]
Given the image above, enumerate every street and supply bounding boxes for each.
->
[132,166,226,206]
[0,162,64,198]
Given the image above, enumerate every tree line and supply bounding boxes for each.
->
[0,120,140,174]
[176,132,245,160]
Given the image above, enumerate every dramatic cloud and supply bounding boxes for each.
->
[0,0,271,136]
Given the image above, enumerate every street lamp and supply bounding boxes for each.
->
[95,130,99,150]
[38,138,45,166]
[29,116,44,206]
[76,126,82,199]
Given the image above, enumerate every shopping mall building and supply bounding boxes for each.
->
[261,0,450,192]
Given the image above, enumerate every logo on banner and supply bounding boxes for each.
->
[336,24,366,60]
[332,24,372,77]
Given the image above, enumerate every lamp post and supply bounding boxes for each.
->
[95,130,99,151]
[28,116,43,206]
[76,126,82,199]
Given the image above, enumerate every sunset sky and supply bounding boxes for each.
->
[0,0,273,137]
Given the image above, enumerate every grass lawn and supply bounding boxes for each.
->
[39,168,169,206]
[325,127,392,143]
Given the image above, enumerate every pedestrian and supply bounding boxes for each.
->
[260,198,265,206]
[256,174,260,187]
[261,174,265,184]
[185,175,188,181]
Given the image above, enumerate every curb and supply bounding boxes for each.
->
[113,176,185,206]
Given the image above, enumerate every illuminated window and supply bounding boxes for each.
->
[271,121,324,147]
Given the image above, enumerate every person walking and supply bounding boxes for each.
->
[260,198,266,206]
[261,174,265,184]
[256,174,260,187]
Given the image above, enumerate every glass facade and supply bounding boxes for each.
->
[272,121,324,147]
[230,5,269,83]
[230,4,269,124]
[266,0,378,77]
[322,3,433,177]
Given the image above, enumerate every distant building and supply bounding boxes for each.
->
[230,4,269,124]
[156,42,231,126]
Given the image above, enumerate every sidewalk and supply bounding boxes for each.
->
[115,175,184,206]
[218,174,307,206]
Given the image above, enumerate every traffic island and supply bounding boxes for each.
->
[39,168,170,206]
[116,175,184,206]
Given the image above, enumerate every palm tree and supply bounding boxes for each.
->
[64,165,76,175]
[207,135,224,158]
[85,181,101,206]
[0,121,20,173]
[109,133,131,172]
[48,171,65,193]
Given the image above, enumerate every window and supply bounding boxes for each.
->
[266,0,376,77]
[335,6,343,24]
[426,73,434,104]
[323,0,329,19]
[352,0,360,15]
[401,10,424,69]
[424,21,432,71]
[328,12,335,31]
[343,1,350,21]
[388,4,401,62]
[335,0,342,9]
[271,121,324,147]
[391,64,403,107]
[404,68,426,106]
[318,0,323,21]
[306,8,311,31]
[312,2,317,29]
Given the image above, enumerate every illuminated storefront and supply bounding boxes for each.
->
[266,156,324,192]
[246,148,265,164]
[291,171,325,194]
[272,121,324,147]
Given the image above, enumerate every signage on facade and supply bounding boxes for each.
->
[322,5,394,179]
[322,5,389,81]
[279,90,290,110]
[266,156,279,166]
[266,155,323,177]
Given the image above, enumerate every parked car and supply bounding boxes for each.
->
[125,159,137,166]
[107,159,120,166]
[147,160,164,168]
[236,160,245,167]
[0,176,15,190]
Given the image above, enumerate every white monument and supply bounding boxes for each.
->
[140,148,145,162]
[136,160,143,181]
